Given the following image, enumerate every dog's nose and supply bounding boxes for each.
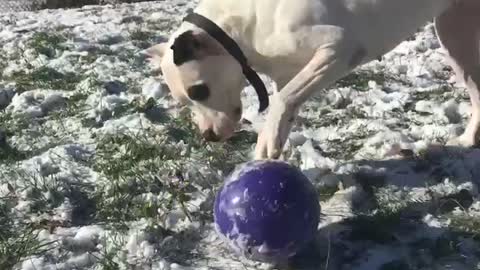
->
[202,128,221,142]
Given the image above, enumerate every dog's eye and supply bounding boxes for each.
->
[186,84,210,101]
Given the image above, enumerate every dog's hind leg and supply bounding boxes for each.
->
[435,1,480,147]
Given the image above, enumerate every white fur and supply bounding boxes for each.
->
[150,0,480,159]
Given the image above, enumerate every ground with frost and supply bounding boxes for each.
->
[0,1,479,270]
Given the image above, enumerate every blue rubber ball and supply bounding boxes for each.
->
[214,160,320,263]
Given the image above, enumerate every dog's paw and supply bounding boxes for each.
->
[254,129,284,160]
[254,97,295,160]
[446,135,478,148]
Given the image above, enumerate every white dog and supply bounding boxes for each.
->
[148,0,480,160]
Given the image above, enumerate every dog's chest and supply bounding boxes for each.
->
[250,52,314,88]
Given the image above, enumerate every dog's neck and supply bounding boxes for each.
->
[191,0,267,72]
[186,0,310,87]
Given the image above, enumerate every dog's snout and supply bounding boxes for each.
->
[202,128,221,142]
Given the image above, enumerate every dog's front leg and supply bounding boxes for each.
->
[255,38,364,159]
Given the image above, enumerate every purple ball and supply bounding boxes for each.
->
[214,160,320,263]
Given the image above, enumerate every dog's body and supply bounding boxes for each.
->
[149,0,480,159]
[194,0,450,83]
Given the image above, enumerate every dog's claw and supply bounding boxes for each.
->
[254,97,294,160]
[255,140,282,160]
[255,140,283,160]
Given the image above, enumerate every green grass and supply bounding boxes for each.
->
[303,106,369,129]
[77,46,116,65]
[0,226,54,269]
[0,200,55,269]
[2,31,96,93]
[90,124,183,223]
[92,233,125,270]
[7,66,84,93]
[90,106,254,224]
[0,108,83,164]
[342,204,476,269]
[93,129,181,179]
[403,85,458,113]
[343,184,480,264]
[109,98,149,120]
[129,29,156,41]
[317,185,340,202]
[40,97,86,123]
[448,214,480,239]
[26,32,68,58]
[128,28,162,50]
[0,55,7,76]
[0,113,33,163]
[345,210,407,244]
[0,144,29,164]
[335,70,411,90]
[322,126,375,160]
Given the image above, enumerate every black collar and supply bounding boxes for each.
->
[183,12,269,113]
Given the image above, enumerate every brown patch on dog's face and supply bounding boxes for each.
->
[147,29,246,141]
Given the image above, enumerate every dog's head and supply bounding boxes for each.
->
[147,29,247,142]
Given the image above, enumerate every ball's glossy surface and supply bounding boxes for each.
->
[214,160,320,263]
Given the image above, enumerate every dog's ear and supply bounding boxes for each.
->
[145,43,168,70]
[146,43,168,60]
[171,30,224,66]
